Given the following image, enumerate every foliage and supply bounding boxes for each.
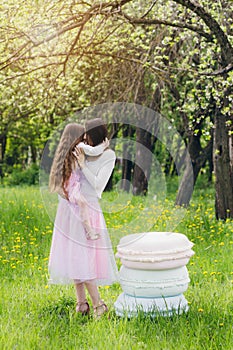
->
[3,163,39,186]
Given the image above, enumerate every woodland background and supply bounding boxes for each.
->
[1,0,233,219]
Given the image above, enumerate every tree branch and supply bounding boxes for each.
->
[0,0,132,71]
[121,12,213,41]
[141,1,158,19]
[62,21,86,75]
[200,63,233,76]
[1,62,63,82]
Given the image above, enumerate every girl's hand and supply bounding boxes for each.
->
[103,138,109,149]
[73,147,85,169]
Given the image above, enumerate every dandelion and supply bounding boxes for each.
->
[45,285,49,289]
[198,308,204,313]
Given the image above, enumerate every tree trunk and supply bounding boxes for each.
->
[105,122,119,191]
[121,124,134,192]
[132,79,161,195]
[213,111,233,219]
[0,134,7,178]
[31,144,37,163]
[132,127,153,195]
[175,157,194,207]
[176,135,213,206]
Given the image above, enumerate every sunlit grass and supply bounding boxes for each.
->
[0,180,233,349]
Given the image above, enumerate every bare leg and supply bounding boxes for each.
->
[74,282,90,314]
[85,280,108,318]
[84,280,102,308]
[74,282,86,303]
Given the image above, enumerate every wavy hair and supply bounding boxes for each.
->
[49,123,84,198]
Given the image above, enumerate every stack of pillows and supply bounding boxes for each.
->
[114,231,194,317]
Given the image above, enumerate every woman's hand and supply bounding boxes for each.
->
[73,147,85,169]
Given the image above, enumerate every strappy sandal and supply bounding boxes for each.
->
[76,300,90,316]
[93,303,108,319]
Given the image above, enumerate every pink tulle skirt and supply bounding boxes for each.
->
[48,195,118,285]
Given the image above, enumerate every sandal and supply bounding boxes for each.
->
[93,303,108,319]
[76,300,90,316]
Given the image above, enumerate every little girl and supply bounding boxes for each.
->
[69,140,109,240]
[49,123,108,240]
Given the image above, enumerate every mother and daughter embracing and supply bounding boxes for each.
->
[48,118,118,319]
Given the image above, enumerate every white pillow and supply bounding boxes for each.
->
[119,265,190,297]
[116,232,194,269]
[114,292,189,317]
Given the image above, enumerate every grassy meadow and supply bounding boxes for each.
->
[0,178,233,349]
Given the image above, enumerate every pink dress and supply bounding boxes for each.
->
[48,149,118,285]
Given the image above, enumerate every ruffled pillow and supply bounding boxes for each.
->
[116,232,194,270]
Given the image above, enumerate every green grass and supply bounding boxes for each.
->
[0,180,233,350]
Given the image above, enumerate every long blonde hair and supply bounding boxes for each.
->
[49,123,85,198]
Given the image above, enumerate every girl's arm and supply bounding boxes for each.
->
[77,139,109,156]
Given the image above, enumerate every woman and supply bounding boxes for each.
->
[48,119,118,318]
